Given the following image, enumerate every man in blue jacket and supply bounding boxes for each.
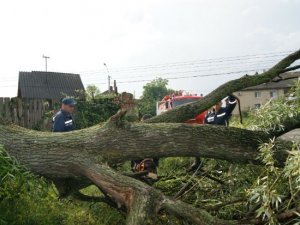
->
[189,95,237,171]
[52,98,76,132]
[204,95,237,126]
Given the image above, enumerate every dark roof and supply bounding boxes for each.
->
[242,72,300,91]
[18,71,85,99]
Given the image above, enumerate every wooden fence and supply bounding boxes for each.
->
[0,98,50,129]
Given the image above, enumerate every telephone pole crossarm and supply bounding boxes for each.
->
[43,55,50,72]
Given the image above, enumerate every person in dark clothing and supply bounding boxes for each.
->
[204,95,237,126]
[188,95,237,171]
[52,98,76,132]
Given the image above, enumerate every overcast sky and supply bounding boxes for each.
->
[0,0,299,98]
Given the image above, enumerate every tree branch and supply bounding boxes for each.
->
[70,158,235,225]
[146,49,300,123]
[241,205,300,225]
[279,64,300,73]
[0,122,292,179]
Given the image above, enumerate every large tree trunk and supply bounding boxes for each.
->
[1,49,300,224]
[0,119,291,179]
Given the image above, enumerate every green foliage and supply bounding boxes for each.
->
[250,80,300,133]
[246,140,300,225]
[0,144,62,225]
[0,144,27,181]
[138,78,173,116]
[251,97,298,133]
[247,139,284,225]
[154,157,261,221]
[74,97,119,129]
[284,143,300,192]
[239,81,300,225]
[290,79,300,105]
[0,145,125,225]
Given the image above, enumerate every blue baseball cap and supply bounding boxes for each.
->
[62,97,77,106]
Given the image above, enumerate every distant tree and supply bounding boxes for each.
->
[86,85,101,101]
[138,78,173,116]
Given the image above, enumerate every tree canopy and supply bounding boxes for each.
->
[138,78,173,116]
[85,84,102,101]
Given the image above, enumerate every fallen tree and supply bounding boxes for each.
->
[0,49,300,225]
[146,49,300,124]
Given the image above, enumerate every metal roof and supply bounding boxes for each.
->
[18,71,85,99]
[242,72,300,91]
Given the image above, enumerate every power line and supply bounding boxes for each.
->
[119,68,265,83]
[110,53,289,72]
[79,55,288,79]
[78,50,292,75]
[81,58,273,75]
[81,60,277,82]
[2,64,298,88]
[0,56,279,84]
[84,67,267,86]
[0,50,296,87]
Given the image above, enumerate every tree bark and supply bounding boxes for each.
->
[0,120,291,180]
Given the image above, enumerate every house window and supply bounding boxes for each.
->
[270,90,278,98]
[254,103,261,109]
[254,91,261,98]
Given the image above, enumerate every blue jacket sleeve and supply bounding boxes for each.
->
[224,95,237,115]
[204,112,210,124]
[53,115,65,132]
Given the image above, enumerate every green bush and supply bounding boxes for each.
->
[247,141,300,225]
[74,97,119,129]
[250,80,300,133]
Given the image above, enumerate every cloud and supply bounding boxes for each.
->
[241,5,260,16]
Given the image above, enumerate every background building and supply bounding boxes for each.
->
[232,72,300,115]
[18,71,85,103]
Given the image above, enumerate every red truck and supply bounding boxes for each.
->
[156,94,207,124]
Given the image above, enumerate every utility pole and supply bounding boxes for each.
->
[42,55,50,72]
[103,63,111,92]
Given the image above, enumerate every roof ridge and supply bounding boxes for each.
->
[30,71,80,76]
[18,71,84,99]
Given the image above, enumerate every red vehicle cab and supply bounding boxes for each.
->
[156,94,207,124]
